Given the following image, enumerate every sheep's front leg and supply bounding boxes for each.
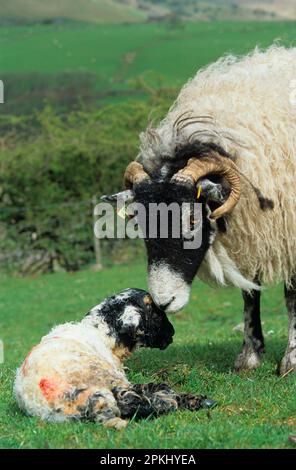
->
[278,283,296,375]
[235,286,264,371]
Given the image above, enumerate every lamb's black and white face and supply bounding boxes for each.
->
[89,288,175,351]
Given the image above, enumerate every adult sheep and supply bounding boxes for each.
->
[104,46,296,375]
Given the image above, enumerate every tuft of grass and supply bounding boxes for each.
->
[0,263,295,449]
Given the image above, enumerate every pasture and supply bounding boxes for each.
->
[0,21,296,92]
[1,18,296,450]
[0,264,295,449]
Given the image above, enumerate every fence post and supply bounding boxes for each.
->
[92,195,103,271]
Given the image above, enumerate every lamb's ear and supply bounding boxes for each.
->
[101,189,135,204]
[198,179,226,203]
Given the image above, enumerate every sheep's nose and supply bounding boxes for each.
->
[158,297,175,311]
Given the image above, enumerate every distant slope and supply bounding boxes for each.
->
[0,0,147,25]
[241,0,296,20]
[1,20,296,115]
[1,21,295,78]
[142,0,296,20]
[0,0,295,25]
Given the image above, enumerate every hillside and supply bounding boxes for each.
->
[1,20,296,116]
[236,1,296,20]
[142,0,296,21]
[0,0,147,25]
[1,0,296,25]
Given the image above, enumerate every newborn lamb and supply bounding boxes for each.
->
[14,288,215,429]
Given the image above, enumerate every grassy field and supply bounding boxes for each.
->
[1,20,296,114]
[1,18,296,449]
[0,263,295,449]
[1,21,296,89]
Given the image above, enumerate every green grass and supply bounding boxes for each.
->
[1,20,296,114]
[0,263,295,449]
[1,21,296,89]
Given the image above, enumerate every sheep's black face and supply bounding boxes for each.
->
[133,181,213,312]
[95,288,175,351]
[101,178,219,313]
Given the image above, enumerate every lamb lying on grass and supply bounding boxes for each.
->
[14,288,215,429]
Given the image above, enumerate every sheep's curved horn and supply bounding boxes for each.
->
[124,161,150,189]
[172,155,241,219]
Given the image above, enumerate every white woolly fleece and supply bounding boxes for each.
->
[13,317,129,422]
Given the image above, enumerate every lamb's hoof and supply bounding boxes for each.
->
[103,417,128,430]
[278,349,296,376]
[201,398,217,409]
[234,350,261,372]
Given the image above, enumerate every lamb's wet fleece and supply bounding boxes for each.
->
[14,289,216,429]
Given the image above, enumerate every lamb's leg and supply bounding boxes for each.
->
[52,387,127,429]
[85,390,128,430]
[130,383,216,412]
[278,282,296,375]
[112,385,162,419]
[113,383,216,419]
[235,284,265,371]
[175,393,217,411]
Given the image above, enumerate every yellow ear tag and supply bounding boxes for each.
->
[117,206,127,219]
[196,186,202,200]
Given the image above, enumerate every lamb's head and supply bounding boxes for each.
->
[103,155,241,313]
[86,288,175,351]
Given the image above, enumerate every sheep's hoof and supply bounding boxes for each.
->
[278,349,296,376]
[234,350,261,372]
[103,417,128,430]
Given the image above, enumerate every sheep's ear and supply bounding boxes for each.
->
[101,190,135,204]
[198,179,225,203]
[199,179,228,232]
